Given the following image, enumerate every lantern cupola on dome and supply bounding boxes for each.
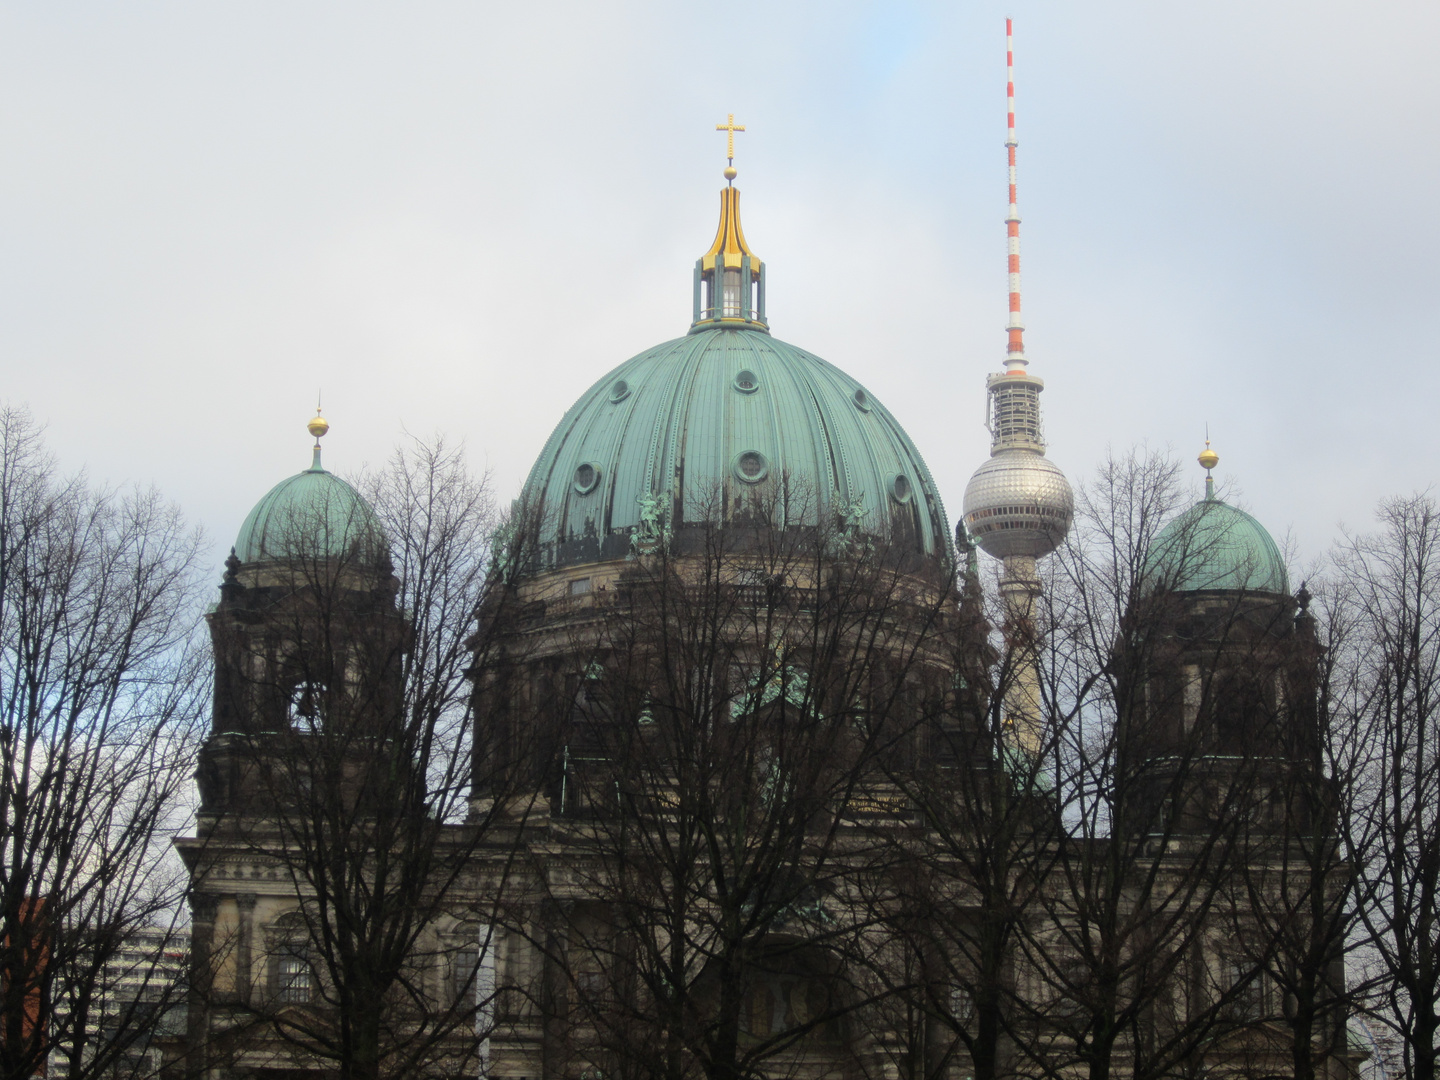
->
[692,115,766,331]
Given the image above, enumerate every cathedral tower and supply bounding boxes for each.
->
[197,412,400,822]
[179,415,407,1071]
[1135,442,1322,829]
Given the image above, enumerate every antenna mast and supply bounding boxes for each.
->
[1005,17,1027,374]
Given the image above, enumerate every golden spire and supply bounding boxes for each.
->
[700,187,760,274]
[700,115,761,278]
[715,113,745,183]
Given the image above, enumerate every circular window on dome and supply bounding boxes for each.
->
[852,388,872,412]
[733,450,769,484]
[609,379,631,403]
[891,474,913,503]
[572,462,601,495]
[733,369,760,394]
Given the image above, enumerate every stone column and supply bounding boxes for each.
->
[235,893,257,1006]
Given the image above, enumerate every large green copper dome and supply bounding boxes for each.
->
[521,326,949,569]
[234,447,385,565]
[1148,494,1288,595]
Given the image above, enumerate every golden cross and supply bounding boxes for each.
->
[715,113,746,162]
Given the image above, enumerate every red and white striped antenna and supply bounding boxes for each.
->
[1005,17,1027,373]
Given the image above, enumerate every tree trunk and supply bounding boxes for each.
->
[1289,1001,1316,1080]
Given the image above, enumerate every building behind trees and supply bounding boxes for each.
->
[167,141,1369,1080]
[48,926,189,1080]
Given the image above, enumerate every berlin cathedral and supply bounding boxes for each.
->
[173,52,1360,1080]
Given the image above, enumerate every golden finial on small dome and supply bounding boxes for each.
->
[1198,429,1219,500]
[724,165,738,181]
[308,395,329,442]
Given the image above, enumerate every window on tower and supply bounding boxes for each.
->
[288,677,329,733]
[276,953,312,1004]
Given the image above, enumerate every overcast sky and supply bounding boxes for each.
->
[2,1,1434,580]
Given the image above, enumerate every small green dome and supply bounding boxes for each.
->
[522,326,948,569]
[1149,496,1288,595]
[234,448,385,564]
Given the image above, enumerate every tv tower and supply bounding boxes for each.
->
[961,18,1074,754]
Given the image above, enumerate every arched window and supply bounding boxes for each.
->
[288,678,328,732]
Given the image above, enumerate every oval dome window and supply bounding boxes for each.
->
[891,474,913,503]
[733,450,769,484]
[733,369,759,394]
[609,380,631,403]
[852,388,872,412]
[573,462,601,495]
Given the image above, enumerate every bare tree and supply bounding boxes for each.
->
[479,490,957,1080]
[859,527,1052,1080]
[1333,493,1440,1080]
[0,404,207,1080]
[1217,579,1358,1080]
[1013,449,1316,1080]
[182,436,527,1080]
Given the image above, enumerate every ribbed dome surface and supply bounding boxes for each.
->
[522,326,948,569]
[234,452,385,565]
[1148,497,1288,595]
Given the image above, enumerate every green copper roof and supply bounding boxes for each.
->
[1148,495,1288,595]
[234,447,385,565]
[522,326,948,569]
